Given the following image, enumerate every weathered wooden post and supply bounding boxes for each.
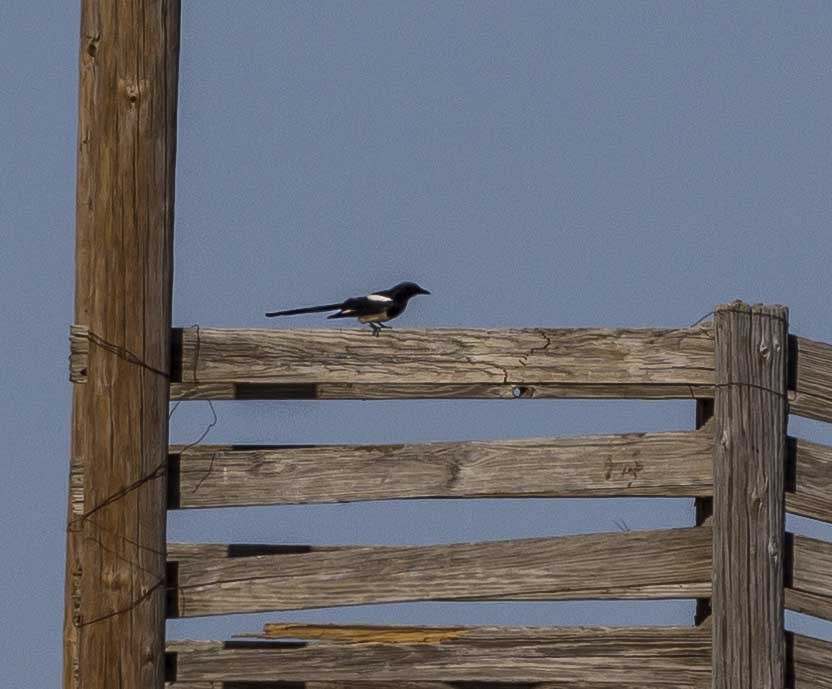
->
[712,301,788,689]
[63,2,180,688]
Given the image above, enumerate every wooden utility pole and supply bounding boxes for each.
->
[712,302,788,689]
[63,2,180,689]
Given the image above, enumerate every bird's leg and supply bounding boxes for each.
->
[377,322,392,329]
[369,323,381,336]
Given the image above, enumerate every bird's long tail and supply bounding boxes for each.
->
[265,302,343,317]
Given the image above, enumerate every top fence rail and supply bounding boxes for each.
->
[69,325,832,421]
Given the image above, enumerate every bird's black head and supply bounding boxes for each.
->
[391,281,431,298]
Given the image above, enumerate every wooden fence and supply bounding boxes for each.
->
[64,5,832,688]
[67,302,832,688]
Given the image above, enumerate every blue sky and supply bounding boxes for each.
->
[2,3,831,686]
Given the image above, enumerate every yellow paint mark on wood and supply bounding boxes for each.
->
[250,623,468,645]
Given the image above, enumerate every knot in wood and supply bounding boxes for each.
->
[119,78,146,105]
[126,83,140,104]
[758,339,771,361]
[85,32,100,59]
[767,538,780,560]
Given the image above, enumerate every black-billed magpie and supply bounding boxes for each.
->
[265,281,430,335]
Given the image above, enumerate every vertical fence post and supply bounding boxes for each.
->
[712,301,788,689]
[62,2,180,689]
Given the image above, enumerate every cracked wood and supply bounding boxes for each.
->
[173,326,715,387]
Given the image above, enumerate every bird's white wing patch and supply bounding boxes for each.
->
[367,293,394,303]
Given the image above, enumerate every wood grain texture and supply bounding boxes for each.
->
[169,381,716,400]
[791,335,832,423]
[164,634,832,688]
[712,302,788,689]
[160,631,832,689]
[788,534,832,622]
[790,633,832,689]
[72,432,826,520]
[173,326,715,386]
[169,625,711,686]
[170,431,713,508]
[172,527,711,618]
[69,433,828,520]
[80,324,832,407]
[166,530,831,621]
[63,3,180,689]
[787,438,832,523]
[786,589,832,624]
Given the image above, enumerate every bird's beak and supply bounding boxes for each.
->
[419,288,431,295]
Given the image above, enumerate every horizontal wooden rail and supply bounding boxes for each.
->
[71,326,832,418]
[165,326,716,399]
[166,634,832,689]
[169,433,832,518]
[166,624,832,689]
[169,527,712,618]
[166,625,712,686]
[170,431,713,508]
[167,530,832,623]
[69,434,832,521]
[791,335,832,424]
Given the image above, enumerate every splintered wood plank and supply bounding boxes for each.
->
[170,431,713,508]
[172,527,712,618]
[168,625,711,686]
[791,335,832,423]
[172,326,716,388]
[712,302,788,689]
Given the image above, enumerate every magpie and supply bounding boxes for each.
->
[265,281,430,335]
